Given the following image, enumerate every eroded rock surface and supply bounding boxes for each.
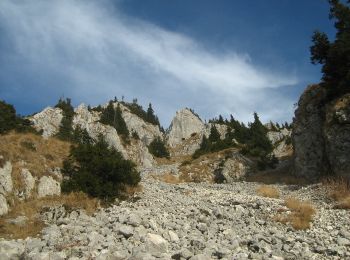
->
[37,176,60,198]
[293,85,350,180]
[30,107,63,138]
[167,108,205,148]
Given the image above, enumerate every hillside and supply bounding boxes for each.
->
[0,96,349,259]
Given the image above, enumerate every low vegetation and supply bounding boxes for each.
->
[193,113,278,170]
[323,177,350,209]
[148,137,170,159]
[0,132,71,189]
[61,136,140,202]
[256,185,280,198]
[0,192,99,239]
[275,198,316,230]
[0,100,36,134]
[152,173,182,184]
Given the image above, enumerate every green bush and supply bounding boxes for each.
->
[0,100,34,134]
[148,137,170,158]
[61,136,140,201]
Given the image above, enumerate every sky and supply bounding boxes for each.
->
[0,0,335,127]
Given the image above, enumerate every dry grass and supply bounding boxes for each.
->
[246,159,309,185]
[152,173,183,184]
[0,132,71,189]
[122,184,144,196]
[256,185,280,198]
[274,197,316,230]
[0,192,99,239]
[323,177,350,209]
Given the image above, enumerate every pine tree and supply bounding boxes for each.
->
[208,125,221,143]
[55,98,75,141]
[148,137,170,158]
[310,0,350,98]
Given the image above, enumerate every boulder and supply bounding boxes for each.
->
[218,152,253,182]
[0,194,8,216]
[145,233,168,257]
[30,107,63,138]
[0,161,13,195]
[37,176,60,198]
[21,168,35,198]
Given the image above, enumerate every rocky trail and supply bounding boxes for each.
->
[1,175,349,260]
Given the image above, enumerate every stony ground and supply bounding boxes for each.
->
[0,177,349,260]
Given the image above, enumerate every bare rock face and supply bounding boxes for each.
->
[0,161,13,195]
[21,168,35,199]
[37,176,60,198]
[127,140,155,168]
[324,93,350,178]
[73,104,129,159]
[292,85,350,180]
[267,128,292,158]
[118,103,163,146]
[167,109,205,148]
[30,107,63,138]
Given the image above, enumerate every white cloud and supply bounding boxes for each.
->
[0,0,298,125]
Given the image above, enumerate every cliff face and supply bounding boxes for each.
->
[292,84,350,180]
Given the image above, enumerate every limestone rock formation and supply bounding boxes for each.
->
[21,168,35,199]
[118,103,163,146]
[167,108,205,148]
[293,85,350,180]
[37,176,61,198]
[73,104,128,159]
[267,128,292,158]
[0,161,13,195]
[0,194,8,216]
[30,107,63,138]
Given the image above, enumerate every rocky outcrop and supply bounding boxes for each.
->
[37,176,61,198]
[167,109,205,148]
[267,128,292,158]
[127,140,155,169]
[292,84,350,180]
[118,103,163,146]
[30,107,63,138]
[324,93,350,178]
[0,161,13,195]
[0,194,8,216]
[21,168,35,199]
[73,104,128,158]
[167,109,229,156]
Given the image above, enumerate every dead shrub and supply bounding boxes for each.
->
[323,177,350,209]
[153,173,182,184]
[275,197,316,230]
[256,185,280,198]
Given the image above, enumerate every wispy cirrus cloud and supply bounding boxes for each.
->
[0,0,298,125]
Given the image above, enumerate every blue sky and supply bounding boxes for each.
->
[0,0,334,127]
